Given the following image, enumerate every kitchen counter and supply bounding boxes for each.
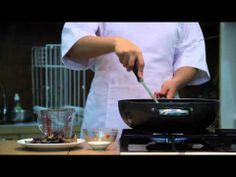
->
[1,140,236,156]
[0,140,120,155]
[0,122,81,140]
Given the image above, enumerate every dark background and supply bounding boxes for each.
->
[0,22,219,112]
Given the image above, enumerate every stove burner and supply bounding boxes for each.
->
[120,129,236,152]
[146,138,206,151]
[151,137,189,143]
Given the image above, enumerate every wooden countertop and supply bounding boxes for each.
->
[0,140,120,155]
[0,140,69,155]
[1,140,236,156]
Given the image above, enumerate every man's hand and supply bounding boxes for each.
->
[158,79,179,99]
[114,37,144,79]
[155,67,198,99]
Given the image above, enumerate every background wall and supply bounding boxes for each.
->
[0,22,94,113]
[0,22,219,116]
[0,22,63,111]
[220,22,236,128]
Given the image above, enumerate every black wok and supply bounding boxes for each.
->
[118,98,219,133]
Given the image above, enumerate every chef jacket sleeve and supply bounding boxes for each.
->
[174,23,210,85]
[61,22,100,71]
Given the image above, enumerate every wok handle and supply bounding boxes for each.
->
[133,60,143,82]
[158,108,192,117]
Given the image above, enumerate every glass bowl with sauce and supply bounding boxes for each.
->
[83,128,118,150]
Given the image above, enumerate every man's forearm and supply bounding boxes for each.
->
[172,67,198,89]
[66,35,145,78]
[66,36,117,60]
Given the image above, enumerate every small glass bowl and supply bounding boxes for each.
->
[83,128,118,150]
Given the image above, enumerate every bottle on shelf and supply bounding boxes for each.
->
[12,93,23,122]
[13,93,23,112]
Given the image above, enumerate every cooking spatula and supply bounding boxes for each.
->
[132,61,159,103]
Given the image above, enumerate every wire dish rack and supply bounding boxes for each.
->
[31,44,87,122]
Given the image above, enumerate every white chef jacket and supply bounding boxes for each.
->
[61,22,210,136]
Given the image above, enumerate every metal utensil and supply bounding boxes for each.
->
[132,61,159,103]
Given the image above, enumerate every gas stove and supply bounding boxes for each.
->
[119,129,236,155]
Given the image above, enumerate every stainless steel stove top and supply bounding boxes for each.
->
[119,129,236,155]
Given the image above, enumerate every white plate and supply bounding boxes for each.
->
[17,138,85,150]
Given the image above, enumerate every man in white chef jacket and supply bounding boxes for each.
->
[61,22,210,137]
